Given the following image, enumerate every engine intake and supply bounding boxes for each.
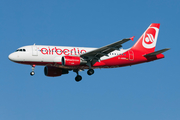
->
[44,66,69,77]
[62,56,87,66]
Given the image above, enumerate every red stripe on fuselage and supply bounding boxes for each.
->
[15,49,164,69]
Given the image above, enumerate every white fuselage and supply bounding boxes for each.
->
[9,44,129,68]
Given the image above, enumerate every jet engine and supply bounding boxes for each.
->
[44,66,69,77]
[62,56,87,66]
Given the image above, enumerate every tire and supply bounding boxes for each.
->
[75,75,82,82]
[30,71,35,76]
[87,69,94,75]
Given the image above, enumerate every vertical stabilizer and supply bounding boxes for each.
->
[131,23,160,54]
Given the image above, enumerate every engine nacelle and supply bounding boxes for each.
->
[62,56,87,66]
[44,66,69,77]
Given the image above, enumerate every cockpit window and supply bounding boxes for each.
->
[16,49,26,52]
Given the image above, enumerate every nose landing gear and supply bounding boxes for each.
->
[30,64,36,76]
[30,71,35,76]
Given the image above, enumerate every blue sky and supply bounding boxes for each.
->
[0,0,180,120]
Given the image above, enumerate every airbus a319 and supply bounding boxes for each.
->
[8,23,170,82]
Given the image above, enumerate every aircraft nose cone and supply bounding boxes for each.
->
[8,53,16,61]
[8,53,13,61]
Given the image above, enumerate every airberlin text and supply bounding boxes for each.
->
[40,47,86,55]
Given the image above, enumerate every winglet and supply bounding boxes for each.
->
[130,36,135,41]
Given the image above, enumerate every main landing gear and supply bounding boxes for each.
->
[73,69,95,82]
[87,61,94,76]
[87,69,94,75]
[73,69,82,82]
[30,64,36,76]
[73,62,95,82]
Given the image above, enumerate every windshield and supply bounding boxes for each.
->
[15,49,26,52]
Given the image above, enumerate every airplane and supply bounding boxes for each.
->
[8,23,170,82]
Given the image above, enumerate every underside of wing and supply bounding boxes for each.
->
[80,37,134,64]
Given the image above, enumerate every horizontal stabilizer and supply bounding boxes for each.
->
[144,48,170,57]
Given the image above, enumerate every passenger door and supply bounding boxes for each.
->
[128,50,134,61]
[32,44,38,56]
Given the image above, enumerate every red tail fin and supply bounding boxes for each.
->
[131,23,160,54]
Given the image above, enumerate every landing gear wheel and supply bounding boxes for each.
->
[87,69,94,75]
[75,75,82,82]
[30,71,35,76]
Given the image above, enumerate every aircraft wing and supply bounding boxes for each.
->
[80,36,134,64]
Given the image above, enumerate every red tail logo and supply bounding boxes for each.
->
[145,34,155,43]
[131,23,160,54]
[142,27,159,49]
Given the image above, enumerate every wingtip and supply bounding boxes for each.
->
[130,36,135,41]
